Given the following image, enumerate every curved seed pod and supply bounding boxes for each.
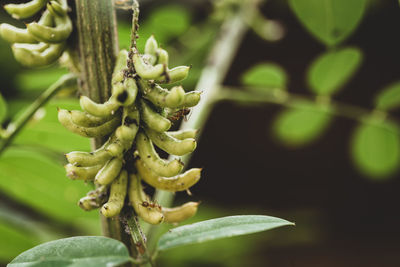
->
[145,127,197,156]
[0,24,37,44]
[156,48,169,65]
[136,131,183,177]
[101,169,128,217]
[12,42,65,67]
[168,129,198,140]
[70,110,116,127]
[129,173,164,225]
[38,9,54,26]
[162,202,199,223]
[145,35,158,56]
[118,78,138,107]
[27,13,72,43]
[136,159,201,192]
[139,99,171,132]
[46,0,68,17]
[4,0,49,19]
[138,79,185,108]
[156,66,190,84]
[178,91,202,108]
[95,157,123,185]
[65,164,102,181]
[79,96,121,117]
[58,109,120,138]
[66,150,112,167]
[112,50,128,85]
[115,123,139,150]
[133,52,166,80]
[78,185,108,211]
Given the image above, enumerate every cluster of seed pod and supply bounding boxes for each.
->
[58,35,202,224]
[0,0,72,67]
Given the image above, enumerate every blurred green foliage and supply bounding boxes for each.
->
[241,62,288,90]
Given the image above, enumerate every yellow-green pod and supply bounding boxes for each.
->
[156,48,169,65]
[178,91,202,108]
[139,99,171,132]
[65,163,102,181]
[70,110,116,127]
[157,66,190,84]
[101,169,128,217]
[11,42,65,67]
[136,131,183,177]
[78,185,107,211]
[46,0,68,17]
[138,79,185,108]
[119,78,138,107]
[132,52,166,80]
[128,173,164,225]
[4,0,49,20]
[0,24,37,44]
[163,202,199,223]
[27,12,72,43]
[115,123,139,150]
[136,159,201,192]
[145,127,197,156]
[168,129,198,140]
[145,35,158,56]
[66,147,113,167]
[95,157,123,185]
[112,50,128,84]
[58,109,120,138]
[79,96,121,117]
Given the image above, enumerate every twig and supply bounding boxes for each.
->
[0,74,77,155]
[127,0,140,74]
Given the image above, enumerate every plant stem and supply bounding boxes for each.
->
[0,74,77,155]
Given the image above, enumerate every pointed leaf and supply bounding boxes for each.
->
[308,47,362,95]
[289,0,367,46]
[0,93,6,124]
[273,101,332,147]
[157,215,294,251]
[241,63,287,91]
[351,119,400,178]
[374,81,400,111]
[8,236,132,267]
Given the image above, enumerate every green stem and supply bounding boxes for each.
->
[0,74,77,155]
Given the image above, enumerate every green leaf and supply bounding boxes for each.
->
[8,236,132,267]
[0,93,6,124]
[241,63,287,91]
[351,118,400,179]
[288,0,367,46]
[308,47,363,95]
[374,81,400,111]
[157,215,294,251]
[16,68,69,92]
[273,101,332,147]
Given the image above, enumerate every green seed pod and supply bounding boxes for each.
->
[101,169,128,217]
[0,24,37,44]
[156,66,190,84]
[65,141,114,167]
[11,42,65,67]
[168,129,198,140]
[46,0,68,17]
[144,35,158,56]
[132,52,166,80]
[136,131,183,177]
[95,157,123,185]
[79,96,121,117]
[65,164,102,181]
[138,79,185,108]
[128,173,164,225]
[178,91,202,108]
[119,77,138,107]
[136,159,201,192]
[163,202,199,223]
[27,12,72,43]
[78,185,107,211]
[112,50,128,85]
[139,99,171,132]
[70,110,116,127]
[58,109,120,138]
[115,123,138,150]
[4,0,49,20]
[156,48,169,65]
[38,9,54,27]
[145,127,197,156]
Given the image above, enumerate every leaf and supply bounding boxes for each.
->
[0,93,6,124]
[288,0,367,46]
[8,236,132,267]
[16,68,69,92]
[273,101,332,147]
[308,47,363,95]
[157,215,294,251]
[241,63,287,91]
[351,119,400,178]
[374,81,400,111]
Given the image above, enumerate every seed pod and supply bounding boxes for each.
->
[136,159,201,192]
[162,202,199,223]
[12,42,65,67]
[4,0,49,20]
[101,169,128,217]
[145,127,197,156]
[95,157,123,185]
[66,144,113,167]
[0,24,37,44]
[156,66,190,84]
[70,110,116,127]
[136,131,183,177]
[144,35,158,56]
[79,96,121,117]
[178,91,202,108]
[112,50,128,85]
[115,123,139,150]
[156,48,169,65]
[139,99,171,132]
[78,185,108,211]
[46,0,68,17]
[132,52,166,80]
[168,129,198,140]
[129,173,164,225]
[27,12,72,43]
[138,79,185,108]
[65,164,102,181]
[118,78,138,107]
